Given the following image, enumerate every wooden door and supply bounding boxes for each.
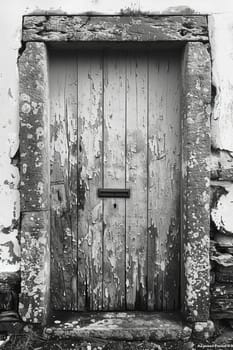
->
[50,48,181,312]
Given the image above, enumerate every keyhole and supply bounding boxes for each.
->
[113,203,117,209]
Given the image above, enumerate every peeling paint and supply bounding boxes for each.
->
[211,183,233,234]
[0,229,20,272]
[0,0,233,329]
[209,14,233,152]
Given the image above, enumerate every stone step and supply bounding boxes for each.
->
[44,312,191,343]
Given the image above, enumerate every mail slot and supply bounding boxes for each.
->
[98,188,130,198]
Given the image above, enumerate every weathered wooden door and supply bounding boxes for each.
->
[50,48,181,312]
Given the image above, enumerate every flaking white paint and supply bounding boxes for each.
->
[0,229,20,272]
[211,183,233,234]
[209,14,233,152]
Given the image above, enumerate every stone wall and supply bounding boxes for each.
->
[209,15,233,321]
[1,0,233,333]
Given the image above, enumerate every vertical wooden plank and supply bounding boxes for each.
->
[125,52,148,310]
[50,52,78,310]
[77,52,103,311]
[163,53,181,311]
[147,51,181,311]
[103,51,126,310]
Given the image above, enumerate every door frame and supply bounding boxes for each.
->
[19,14,211,325]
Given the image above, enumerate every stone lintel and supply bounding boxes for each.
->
[22,15,208,43]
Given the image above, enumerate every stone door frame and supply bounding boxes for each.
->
[19,15,211,324]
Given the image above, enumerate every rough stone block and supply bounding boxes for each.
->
[181,41,211,322]
[19,42,50,212]
[211,150,233,180]
[214,232,233,248]
[192,321,215,340]
[22,15,208,42]
[19,211,50,323]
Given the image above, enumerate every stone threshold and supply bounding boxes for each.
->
[44,312,192,342]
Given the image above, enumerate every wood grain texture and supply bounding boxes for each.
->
[147,52,181,311]
[125,52,147,310]
[50,53,78,310]
[77,52,103,311]
[22,16,208,43]
[103,52,126,310]
[49,48,183,312]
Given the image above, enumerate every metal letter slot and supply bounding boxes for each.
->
[97,188,130,198]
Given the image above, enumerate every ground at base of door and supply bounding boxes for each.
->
[44,311,190,343]
[2,337,233,350]
[1,318,233,350]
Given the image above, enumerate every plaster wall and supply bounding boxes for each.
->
[1,0,233,315]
